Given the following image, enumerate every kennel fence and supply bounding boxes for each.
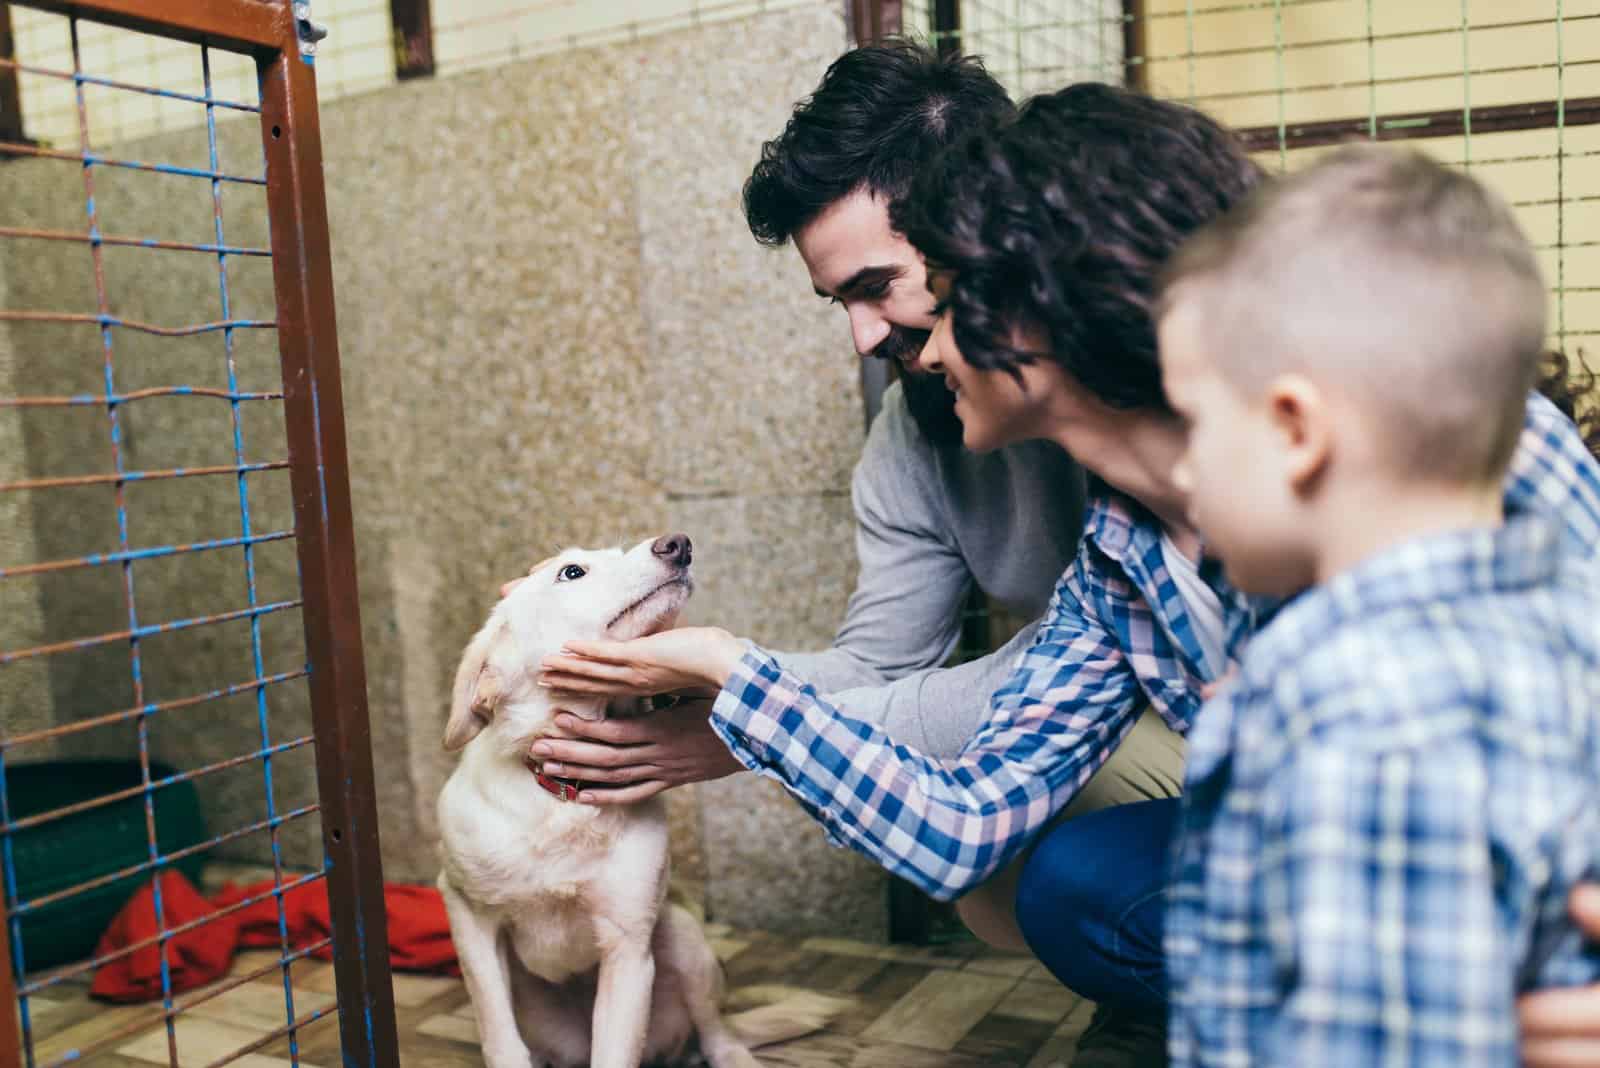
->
[1,2,397,1067]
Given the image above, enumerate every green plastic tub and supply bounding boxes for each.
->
[5,760,209,972]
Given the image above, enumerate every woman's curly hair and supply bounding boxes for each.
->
[1537,349,1600,458]
[891,83,1263,411]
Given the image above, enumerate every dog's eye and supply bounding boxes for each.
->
[556,564,587,582]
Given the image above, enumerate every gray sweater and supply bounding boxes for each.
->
[775,381,1086,757]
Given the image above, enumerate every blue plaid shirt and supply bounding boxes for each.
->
[1167,515,1600,1068]
[709,392,1600,900]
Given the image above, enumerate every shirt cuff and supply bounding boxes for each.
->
[707,643,849,846]
[709,643,790,771]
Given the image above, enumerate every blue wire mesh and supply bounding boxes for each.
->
[2,10,332,1067]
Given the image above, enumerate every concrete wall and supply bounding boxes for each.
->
[1,5,894,939]
[0,211,54,756]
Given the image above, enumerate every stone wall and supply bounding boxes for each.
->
[0,205,54,757]
[1,4,894,939]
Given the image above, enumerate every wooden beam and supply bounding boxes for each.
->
[16,0,287,53]
[0,2,27,148]
[389,0,433,80]
[1234,95,1600,153]
[848,0,902,45]
[932,0,959,57]
[1122,0,1147,92]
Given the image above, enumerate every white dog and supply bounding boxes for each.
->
[437,533,763,1068]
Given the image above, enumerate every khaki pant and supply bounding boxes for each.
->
[956,707,1187,950]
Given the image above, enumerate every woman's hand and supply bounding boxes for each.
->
[1518,883,1600,1067]
[527,696,742,804]
[539,626,746,697]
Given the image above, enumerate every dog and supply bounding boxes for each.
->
[436,533,764,1068]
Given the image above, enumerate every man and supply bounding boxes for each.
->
[524,41,1186,953]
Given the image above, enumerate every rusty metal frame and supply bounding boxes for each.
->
[1123,0,1147,92]
[931,0,957,57]
[257,30,399,1068]
[0,2,397,1067]
[848,0,900,47]
[16,0,287,52]
[0,3,26,147]
[389,0,433,79]
[1235,94,1600,153]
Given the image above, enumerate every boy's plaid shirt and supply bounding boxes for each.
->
[708,392,1600,901]
[1166,515,1600,1068]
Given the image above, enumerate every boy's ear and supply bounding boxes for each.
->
[1267,373,1332,494]
[444,623,507,751]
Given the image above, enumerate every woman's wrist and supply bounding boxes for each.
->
[699,628,746,689]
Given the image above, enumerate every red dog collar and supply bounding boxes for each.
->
[526,757,584,802]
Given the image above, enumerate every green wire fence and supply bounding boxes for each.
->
[894,0,1595,350]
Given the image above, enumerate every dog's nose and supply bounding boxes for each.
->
[651,533,692,567]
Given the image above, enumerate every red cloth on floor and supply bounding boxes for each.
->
[90,871,457,1002]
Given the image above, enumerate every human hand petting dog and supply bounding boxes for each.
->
[538,626,747,696]
[527,696,743,805]
[529,626,748,804]
[1518,883,1600,1067]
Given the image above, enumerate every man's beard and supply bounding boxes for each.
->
[872,326,965,447]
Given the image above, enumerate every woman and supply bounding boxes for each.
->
[538,85,1600,1062]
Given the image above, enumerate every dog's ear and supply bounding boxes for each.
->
[444,622,507,751]
[498,556,558,600]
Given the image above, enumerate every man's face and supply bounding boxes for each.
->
[794,187,961,444]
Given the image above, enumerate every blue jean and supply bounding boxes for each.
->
[1015,796,1179,1013]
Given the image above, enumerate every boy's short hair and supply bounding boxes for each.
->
[1159,142,1547,486]
[891,83,1264,412]
[742,41,1014,247]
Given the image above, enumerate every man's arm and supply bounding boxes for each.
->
[821,619,1041,756]
[770,383,972,693]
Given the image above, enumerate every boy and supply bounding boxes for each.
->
[1157,142,1600,1065]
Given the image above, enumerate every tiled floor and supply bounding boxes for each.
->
[19,923,1102,1067]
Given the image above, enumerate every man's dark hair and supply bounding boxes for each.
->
[892,82,1264,412]
[743,40,1015,246]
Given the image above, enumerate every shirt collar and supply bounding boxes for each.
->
[1320,513,1559,616]
[1083,486,1267,680]
[1244,514,1561,673]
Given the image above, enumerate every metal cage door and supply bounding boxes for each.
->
[0,2,398,1065]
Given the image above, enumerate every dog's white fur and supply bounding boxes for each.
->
[436,536,759,1068]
